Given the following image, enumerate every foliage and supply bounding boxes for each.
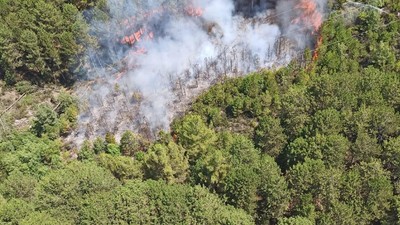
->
[77,140,94,161]
[1,1,400,225]
[254,115,287,157]
[144,135,189,184]
[120,130,139,156]
[92,137,106,154]
[97,153,143,181]
[78,180,254,224]
[105,143,120,156]
[0,0,91,84]
[105,132,116,144]
[31,105,58,138]
[0,131,62,178]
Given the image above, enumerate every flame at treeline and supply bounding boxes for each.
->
[69,0,327,145]
[114,0,325,56]
[292,0,323,32]
[292,0,324,61]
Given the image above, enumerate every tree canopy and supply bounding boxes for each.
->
[1,0,400,224]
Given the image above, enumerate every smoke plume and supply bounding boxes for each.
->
[68,0,326,145]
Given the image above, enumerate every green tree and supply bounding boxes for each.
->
[119,130,140,156]
[0,0,90,84]
[283,134,350,169]
[280,86,311,139]
[173,115,217,161]
[311,108,343,135]
[282,137,322,169]
[317,201,357,225]
[77,140,94,161]
[256,155,290,224]
[19,29,45,74]
[254,115,287,157]
[217,133,272,216]
[0,198,34,225]
[354,160,393,222]
[192,148,230,189]
[97,153,143,181]
[315,134,350,168]
[0,131,61,177]
[382,136,400,182]
[35,161,119,222]
[144,136,189,184]
[0,170,37,200]
[20,212,66,225]
[57,91,77,114]
[217,132,259,165]
[382,72,400,111]
[223,164,259,214]
[351,127,382,163]
[78,180,254,225]
[92,137,106,154]
[105,132,116,144]
[286,159,341,213]
[368,105,399,143]
[278,216,313,225]
[65,0,101,10]
[105,143,120,156]
[290,194,317,223]
[31,105,58,138]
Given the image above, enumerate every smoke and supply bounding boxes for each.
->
[276,0,327,49]
[68,0,326,145]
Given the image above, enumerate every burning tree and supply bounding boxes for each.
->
[70,0,327,144]
[292,0,323,33]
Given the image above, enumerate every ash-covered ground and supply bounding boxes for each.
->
[67,0,326,146]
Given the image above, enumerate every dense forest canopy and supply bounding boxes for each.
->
[1,0,400,224]
[0,0,97,85]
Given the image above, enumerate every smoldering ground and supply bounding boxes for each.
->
[68,0,326,145]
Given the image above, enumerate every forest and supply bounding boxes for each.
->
[1,0,400,224]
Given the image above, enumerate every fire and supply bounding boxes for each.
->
[291,0,324,62]
[118,4,204,53]
[312,34,323,61]
[292,0,323,33]
[185,6,203,17]
[113,3,205,81]
[185,0,203,17]
[118,6,164,52]
[120,27,154,51]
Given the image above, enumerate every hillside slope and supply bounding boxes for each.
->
[0,0,400,224]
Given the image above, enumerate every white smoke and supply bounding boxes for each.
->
[68,0,326,145]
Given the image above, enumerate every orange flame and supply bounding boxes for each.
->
[115,4,204,81]
[120,27,153,45]
[312,35,323,61]
[185,6,203,17]
[292,0,323,33]
[119,4,203,48]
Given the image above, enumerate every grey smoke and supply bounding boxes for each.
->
[69,0,326,145]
